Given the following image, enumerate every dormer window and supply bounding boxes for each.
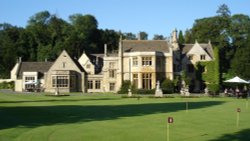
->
[200,55,206,60]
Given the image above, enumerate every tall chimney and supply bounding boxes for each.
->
[19,57,22,63]
[104,44,107,57]
[138,33,141,40]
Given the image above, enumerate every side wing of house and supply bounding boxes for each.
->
[14,62,53,92]
[45,50,86,93]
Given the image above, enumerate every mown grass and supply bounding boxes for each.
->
[0,93,250,141]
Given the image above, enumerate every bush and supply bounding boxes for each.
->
[161,79,174,94]
[117,80,131,94]
[0,81,14,89]
[207,83,220,95]
[133,89,155,94]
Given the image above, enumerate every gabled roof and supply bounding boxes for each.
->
[48,50,85,72]
[181,43,214,58]
[17,62,54,79]
[122,40,170,53]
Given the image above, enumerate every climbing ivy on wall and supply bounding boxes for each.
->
[196,47,220,94]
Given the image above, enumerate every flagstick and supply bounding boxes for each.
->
[167,123,170,141]
[236,112,240,128]
[186,101,188,113]
[246,98,249,109]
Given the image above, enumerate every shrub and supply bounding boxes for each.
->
[161,79,174,94]
[117,80,131,94]
[0,81,14,89]
[133,89,155,94]
[207,83,220,95]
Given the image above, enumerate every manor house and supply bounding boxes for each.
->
[11,30,214,93]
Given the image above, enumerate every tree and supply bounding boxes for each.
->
[229,14,250,48]
[230,36,250,79]
[99,29,120,52]
[68,14,99,56]
[138,31,148,40]
[178,30,185,44]
[153,34,165,40]
[0,24,21,78]
[123,32,136,40]
[216,4,231,17]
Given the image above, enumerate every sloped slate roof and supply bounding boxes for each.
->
[17,62,54,79]
[122,40,170,53]
[181,43,214,58]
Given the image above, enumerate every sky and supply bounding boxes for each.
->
[1,0,250,39]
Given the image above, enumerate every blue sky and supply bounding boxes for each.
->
[1,0,250,39]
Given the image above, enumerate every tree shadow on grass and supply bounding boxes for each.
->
[209,128,250,141]
[0,101,223,130]
[0,98,120,104]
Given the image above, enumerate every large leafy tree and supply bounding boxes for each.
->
[230,36,250,79]
[67,14,99,56]
[99,29,120,52]
[0,24,22,78]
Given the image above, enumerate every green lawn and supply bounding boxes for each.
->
[0,93,250,141]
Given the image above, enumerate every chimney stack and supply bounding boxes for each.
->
[104,44,107,57]
[138,33,141,40]
[19,57,22,63]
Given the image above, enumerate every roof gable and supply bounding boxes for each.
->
[182,42,214,59]
[48,50,84,72]
[78,53,94,66]
[187,43,212,60]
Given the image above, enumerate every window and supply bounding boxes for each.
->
[187,64,194,73]
[63,62,66,68]
[142,73,152,89]
[25,76,35,81]
[188,55,193,60]
[142,57,152,66]
[52,76,69,88]
[133,74,138,88]
[109,70,116,78]
[24,76,36,90]
[200,55,206,60]
[95,80,101,89]
[132,57,138,66]
[86,64,91,68]
[109,62,115,69]
[87,80,93,89]
[109,83,115,91]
